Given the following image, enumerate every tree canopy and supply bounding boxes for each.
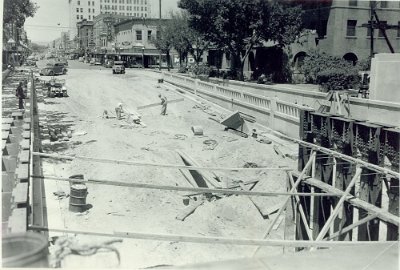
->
[179,0,303,79]
[3,0,38,28]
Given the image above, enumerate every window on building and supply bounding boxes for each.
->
[92,1,94,5]
[80,8,83,12]
[144,13,147,17]
[156,30,160,40]
[78,1,80,5]
[77,15,80,19]
[89,15,91,19]
[88,1,90,5]
[136,30,142,40]
[141,6,143,11]
[380,1,388,8]
[346,20,357,36]
[100,5,102,9]
[76,8,79,12]
[147,30,152,40]
[88,8,91,12]
[349,0,357,6]
[378,21,387,37]
[145,0,147,4]
[141,0,143,4]
[81,15,83,19]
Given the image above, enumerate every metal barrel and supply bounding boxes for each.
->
[69,183,88,212]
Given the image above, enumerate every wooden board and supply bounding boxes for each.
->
[176,150,222,188]
[137,98,184,110]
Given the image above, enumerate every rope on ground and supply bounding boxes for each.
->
[50,235,122,267]
[30,226,396,248]
[32,152,291,172]
[32,174,342,198]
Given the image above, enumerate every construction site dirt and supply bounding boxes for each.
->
[36,61,299,268]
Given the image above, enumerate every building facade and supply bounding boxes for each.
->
[291,0,400,67]
[93,13,132,54]
[113,18,171,67]
[77,20,95,53]
[68,0,151,40]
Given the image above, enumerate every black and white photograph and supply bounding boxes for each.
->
[1,0,399,268]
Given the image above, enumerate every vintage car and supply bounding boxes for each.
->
[40,62,67,76]
[112,61,125,74]
[44,78,68,98]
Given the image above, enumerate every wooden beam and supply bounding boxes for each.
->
[314,167,362,242]
[32,175,338,198]
[32,152,290,172]
[252,152,316,257]
[288,172,313,240]
[292,171,399,226]
[176,150,222,188]
[325,213,379,241]
[28,226,395,248]
[137,98,184,110]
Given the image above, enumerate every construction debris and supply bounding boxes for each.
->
[176,150,222,188]
[176,199,205,221]
[203,139,218,150]
[191,126,204,136]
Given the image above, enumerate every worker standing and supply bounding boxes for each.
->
[115,103,124,120]
[158,94,168,115]
[15,82,25,109]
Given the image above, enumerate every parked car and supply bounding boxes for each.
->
[94,59,102,65]
[112,61,125,74]
[40,62,67,76]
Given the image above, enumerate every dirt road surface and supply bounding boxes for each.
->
[36,60,297,268]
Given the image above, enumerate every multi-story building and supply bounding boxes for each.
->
[77,20,95,53]
[68,0,151,40]
[291,0,400,68]
[93,13,132,53]
[112,18,171,67]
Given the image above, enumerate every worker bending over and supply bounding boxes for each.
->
[158,94,168,115]
[115,103,124,120]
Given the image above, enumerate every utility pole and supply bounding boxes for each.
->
[369,2,375,58]
[159,0,162,71]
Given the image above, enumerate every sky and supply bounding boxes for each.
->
[24,0,180,44]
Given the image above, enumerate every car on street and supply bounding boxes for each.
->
[112,61,125,74]
[40,62,68,76]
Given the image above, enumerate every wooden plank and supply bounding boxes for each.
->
[314,168,362,242]
[35,175,338,198]
[294,172,400,226]
[33,152,289,172]
[30,226,395,248]
[176,200,204,221]
[325,213,380,241]
[176,150,222,188]
[288,172,314,240]
[239,183,269,219]
[178,169,197,187]
[252,152,316,257]
[137,98,184,110]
